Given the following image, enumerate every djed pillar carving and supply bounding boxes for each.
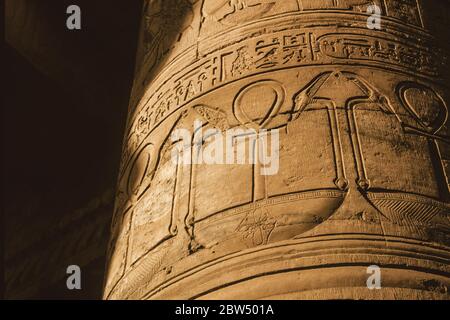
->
[104,0,450,299]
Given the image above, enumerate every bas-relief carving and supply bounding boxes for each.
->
[113,70,449,272]
[236,208,277,246]
[384,0,423,27]
[200,0,386,27]
[135,0,202,87]
[133,0,426,112]
[135,0,425,82]
[106,0,450,299]
[142,0,194,59]
[130,0,428,142]
[209,72,448,243]
[300,0,379,10]
[201,0,281,24]
[199,0,421,36]
[130,0,428,116]
[123,26,443,171]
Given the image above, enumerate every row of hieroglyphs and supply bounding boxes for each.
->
[141,0,424,60]
[120,26,444,175]
[124,72,449,215]
[199,0,423,31]
[138,0,425,90]
[114,71,449,227]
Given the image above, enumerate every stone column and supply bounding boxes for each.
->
[104,0,450,300]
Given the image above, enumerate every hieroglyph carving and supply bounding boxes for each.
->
[105,0,450,300]
[123,27,443,177]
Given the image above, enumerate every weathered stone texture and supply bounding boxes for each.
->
[105,0,450,299]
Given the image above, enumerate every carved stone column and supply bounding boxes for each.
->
[104,0,450,299]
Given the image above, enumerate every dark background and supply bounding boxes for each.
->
[4,0,143,299]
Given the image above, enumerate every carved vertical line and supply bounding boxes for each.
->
[350,104,370,189]
[253,135,267,202]
[348,101,370,190]
[381,0,388,16]
[416,0,425,28]
[169,152,181,236]
[186,140,197,233]
[327,101,348,190]
[429,139,450,202]
[125,209,135,270]
[308,32,315,61]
